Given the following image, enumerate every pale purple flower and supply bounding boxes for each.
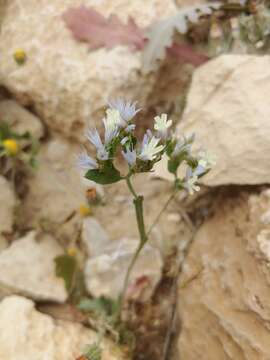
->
[184,166,200,195]
[125,124,136,132]
[122,147,137,166]
[77,150,98,170]
[86,128,109,161]
[139,133,164,161]
[172,133,195,157]
[193,164,206,177]
[142,129,153,147]
[108,98,141,123]
[86,128,103,149]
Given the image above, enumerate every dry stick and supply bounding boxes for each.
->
[162,213,197,360]
[146,191,176,237]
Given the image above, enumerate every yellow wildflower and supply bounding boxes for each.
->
[13,49,27,65]
[67,247,77,257]
[3,139,19,156]
[78,204,92,217]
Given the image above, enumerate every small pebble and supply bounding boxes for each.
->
[167,213,182,222]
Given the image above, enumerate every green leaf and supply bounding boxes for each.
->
[168,158,180,175]
[85,163,122,184]
[174,178,184,190]
[166,139,176,156]
[78,296,120,317]
[29,157,38,169]
[84,343,102,360]
[0,122,12,141]
[54,254,77,292]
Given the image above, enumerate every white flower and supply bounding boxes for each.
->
[184,167,200,195]
[172,133,195,157]
[139,132,165,161]
[97,147,109,161]
[77,150,98,170]
[154,113,172,138]
[103,109,121,144]
[125,124,136,132]
[122,147,137,166]
[86,128,109,161]
[108,98,141,124]
[198,150,216,169]
[121,136,129,146]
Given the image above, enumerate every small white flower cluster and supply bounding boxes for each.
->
[169,134,216,195]
[78,99,215,193]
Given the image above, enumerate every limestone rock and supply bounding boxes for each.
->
[0,100,44,139]
[20,137,86,242]
[0,0,176,140]
[82,217,110,258]
[0,295,126,360]
[85,238,162,300]
[179,55,270,186]
[178,189,270,359]
[0,176,15,236]
[155,55,270,186]
[0,231,67,303]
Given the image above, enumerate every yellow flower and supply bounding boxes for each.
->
[78,204,92,217]
[3,139,19,156]
[13,49,27,65]
[67,247,77,257]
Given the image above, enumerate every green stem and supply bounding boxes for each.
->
[126,176,138,198]
[119,176,148,320]
[120,240,144,317]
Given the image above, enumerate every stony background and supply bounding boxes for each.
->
[1,0,270,359]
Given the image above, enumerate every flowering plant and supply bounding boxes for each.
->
[0,122,39,178]
[78,99,215,320]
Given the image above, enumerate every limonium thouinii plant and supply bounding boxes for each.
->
[78,99,215,319]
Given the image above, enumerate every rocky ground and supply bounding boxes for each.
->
[1,0,270,360]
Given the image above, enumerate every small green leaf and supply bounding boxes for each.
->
[84,343,102,360]
[166,139,176,156]
[85,164,122,184]
[54,254,77,292]
[78,296,119,317]
[168,158,180,175]
[0,122,12,141]
[174,178,184,190]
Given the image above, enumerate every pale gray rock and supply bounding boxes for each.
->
[0,295,126,360]
[84,238,162,300]
[178,190,270,359]
[21,137,85,241]
[0,100,44,139]
[82,217,110,258]
[0,0,176,140]
[0,232,67,303]
[0,176,15,236]
[156,55,270,186]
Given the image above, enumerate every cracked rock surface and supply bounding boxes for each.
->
[178,189,270,360]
